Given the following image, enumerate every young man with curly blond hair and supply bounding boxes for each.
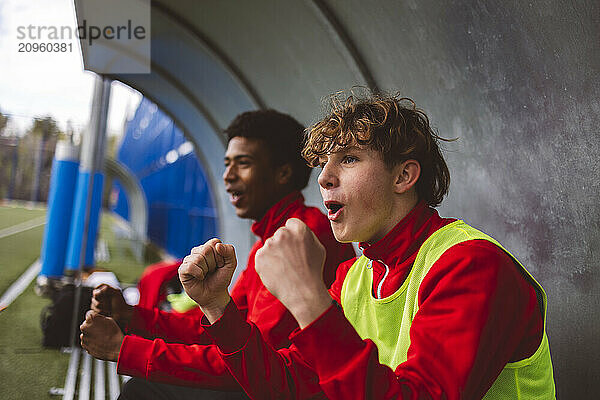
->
[178,93,556,399]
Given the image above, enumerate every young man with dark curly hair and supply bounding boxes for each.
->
[79,109,355,400]
[179,94,556,399]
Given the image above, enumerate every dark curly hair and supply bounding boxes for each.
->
[303,92,452,207]
[224,109,311,190]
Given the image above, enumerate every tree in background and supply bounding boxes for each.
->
[0,109,8,135]
[1,115,63,202]
[0,109,15,199]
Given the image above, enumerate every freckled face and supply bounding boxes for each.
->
[318,146,399,243]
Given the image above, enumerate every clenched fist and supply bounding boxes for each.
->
[255,218,332,328]
[80,310,124,362]
[178,238,238,323]
[91,284,132,330]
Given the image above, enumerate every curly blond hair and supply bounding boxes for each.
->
[303,92,452,207]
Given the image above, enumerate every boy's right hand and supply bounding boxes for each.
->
[91,284,133,330]
[178,238,237,323]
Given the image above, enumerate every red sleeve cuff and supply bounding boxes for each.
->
[116,334,153,378]
[290,302,368,377]
[201,299,253,354]
[125,306,156,335]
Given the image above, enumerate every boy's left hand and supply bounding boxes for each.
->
[80,310,124,362]
[255,218,333,328]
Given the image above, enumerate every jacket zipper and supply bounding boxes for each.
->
[369,259,390,299]
[376,260,390,299]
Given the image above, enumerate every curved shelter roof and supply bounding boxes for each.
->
[77,1,599,397]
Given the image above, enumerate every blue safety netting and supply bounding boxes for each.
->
[112,98,218,258]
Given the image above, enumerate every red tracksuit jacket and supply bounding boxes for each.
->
[202,202,544,399]
[116,191,355,388]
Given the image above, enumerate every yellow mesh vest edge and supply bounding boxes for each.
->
[340,220,555,399]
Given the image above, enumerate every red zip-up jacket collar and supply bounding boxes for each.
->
[357,201,455,298]
[251,191,304,241]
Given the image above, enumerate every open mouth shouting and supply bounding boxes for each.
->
[324,201,344,221]
[227,189,245,207]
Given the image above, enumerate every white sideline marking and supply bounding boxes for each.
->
[0,259,41,310]
[0,216,46,239]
